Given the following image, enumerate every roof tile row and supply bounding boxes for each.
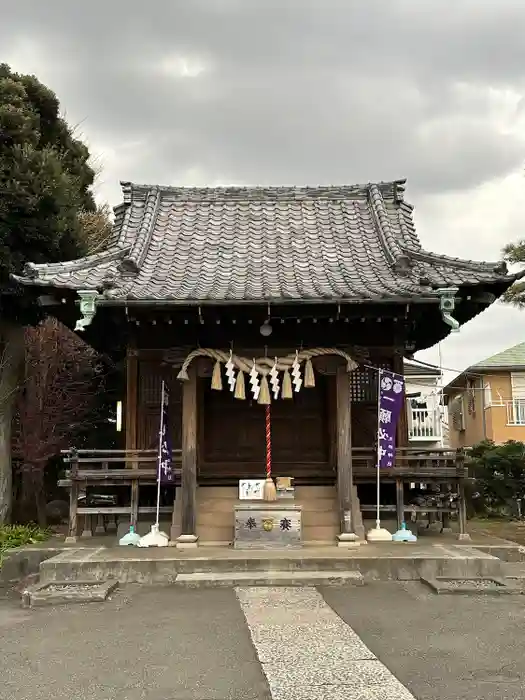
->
[16,180,516,303]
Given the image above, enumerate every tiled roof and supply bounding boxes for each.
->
[14,180,518,303]
[470,342,525,370]
[403,361,441,377]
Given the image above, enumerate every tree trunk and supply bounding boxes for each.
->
[0,323,25,524]
[33,468,47,527]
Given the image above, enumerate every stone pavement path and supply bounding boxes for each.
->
[237,586,415,700]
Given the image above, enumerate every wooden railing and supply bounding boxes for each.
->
[60,448,182,541]
[59,446,465,540]
[351,447,466,479]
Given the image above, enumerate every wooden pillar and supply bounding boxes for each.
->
[130,479,139,530]
[336,366,358,545]
[125,348,138,451]
[457,479,470,540]
[395,478,404,531]
[455,449,470,540]
[65,450,79,543]
[177,364,198,547]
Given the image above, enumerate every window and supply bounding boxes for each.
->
[511,373,525,400]
[483,381,492,408]
[509,373,525,425]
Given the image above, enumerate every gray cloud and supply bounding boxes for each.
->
[2,0,525,372]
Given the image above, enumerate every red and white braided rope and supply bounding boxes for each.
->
[265,404,272,478]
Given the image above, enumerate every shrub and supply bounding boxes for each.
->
[467,439,525,517]
[0,523,51,561]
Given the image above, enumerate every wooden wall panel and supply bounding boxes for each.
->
[200,376,330,472]
[136,361,182,450]
[125,350,138,450]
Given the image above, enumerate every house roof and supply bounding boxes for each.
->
[403,361,441,377]
[443,341,525,395]
[13,179,518,305]
[470,342,525,371]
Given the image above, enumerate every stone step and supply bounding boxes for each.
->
[39,548,504,584]
[197,510,339,528]
[301,511,339,526]
[22,580,118,607]
[296,501,338,513]
[302,525,338,542]
[197,487,238,499]
[295,486,337,499]
[197,510,235,525]
[173,570,364,588]
[197,499,239,513]
[197,525,233,543]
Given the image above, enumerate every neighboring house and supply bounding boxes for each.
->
[444,342,525,448]
[404,361,444,448]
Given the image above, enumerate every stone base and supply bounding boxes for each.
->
[175,534,199,549]
[337,532,360,548]
[64,536,77,544]
[457,533,472,541]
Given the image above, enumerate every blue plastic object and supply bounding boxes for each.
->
[119,524,141,546]
[392,521,417,543]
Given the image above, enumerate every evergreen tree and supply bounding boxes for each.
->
[502,241,525,307]
[0,64,97,522]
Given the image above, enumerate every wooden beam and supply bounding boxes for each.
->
[180,364,198,537]
[336,366,354,535]
[125,347,139,451]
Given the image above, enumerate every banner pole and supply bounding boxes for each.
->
[155,380,166,527]
[376,369,382,530]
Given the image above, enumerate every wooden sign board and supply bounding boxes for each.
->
[238,479,265,500]
[234,502,302,549]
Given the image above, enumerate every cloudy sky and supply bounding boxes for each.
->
[3,0,525,383]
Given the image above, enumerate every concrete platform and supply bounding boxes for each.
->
[38,542,504,585]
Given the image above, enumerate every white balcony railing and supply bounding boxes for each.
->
[506,399,525,426]
[408,405,442,441]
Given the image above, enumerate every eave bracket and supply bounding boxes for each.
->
[436,287,460,332]
[75,290,100,332]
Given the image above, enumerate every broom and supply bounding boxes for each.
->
[263,404,277,501]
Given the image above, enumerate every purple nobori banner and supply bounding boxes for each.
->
[377,369,405,469]
[159,384,174,484]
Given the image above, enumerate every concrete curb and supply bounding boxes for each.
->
[173,570,365,588]
[420,575,521,595]
[22,580,118,608]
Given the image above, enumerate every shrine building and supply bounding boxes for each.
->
[13,180,522,547]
